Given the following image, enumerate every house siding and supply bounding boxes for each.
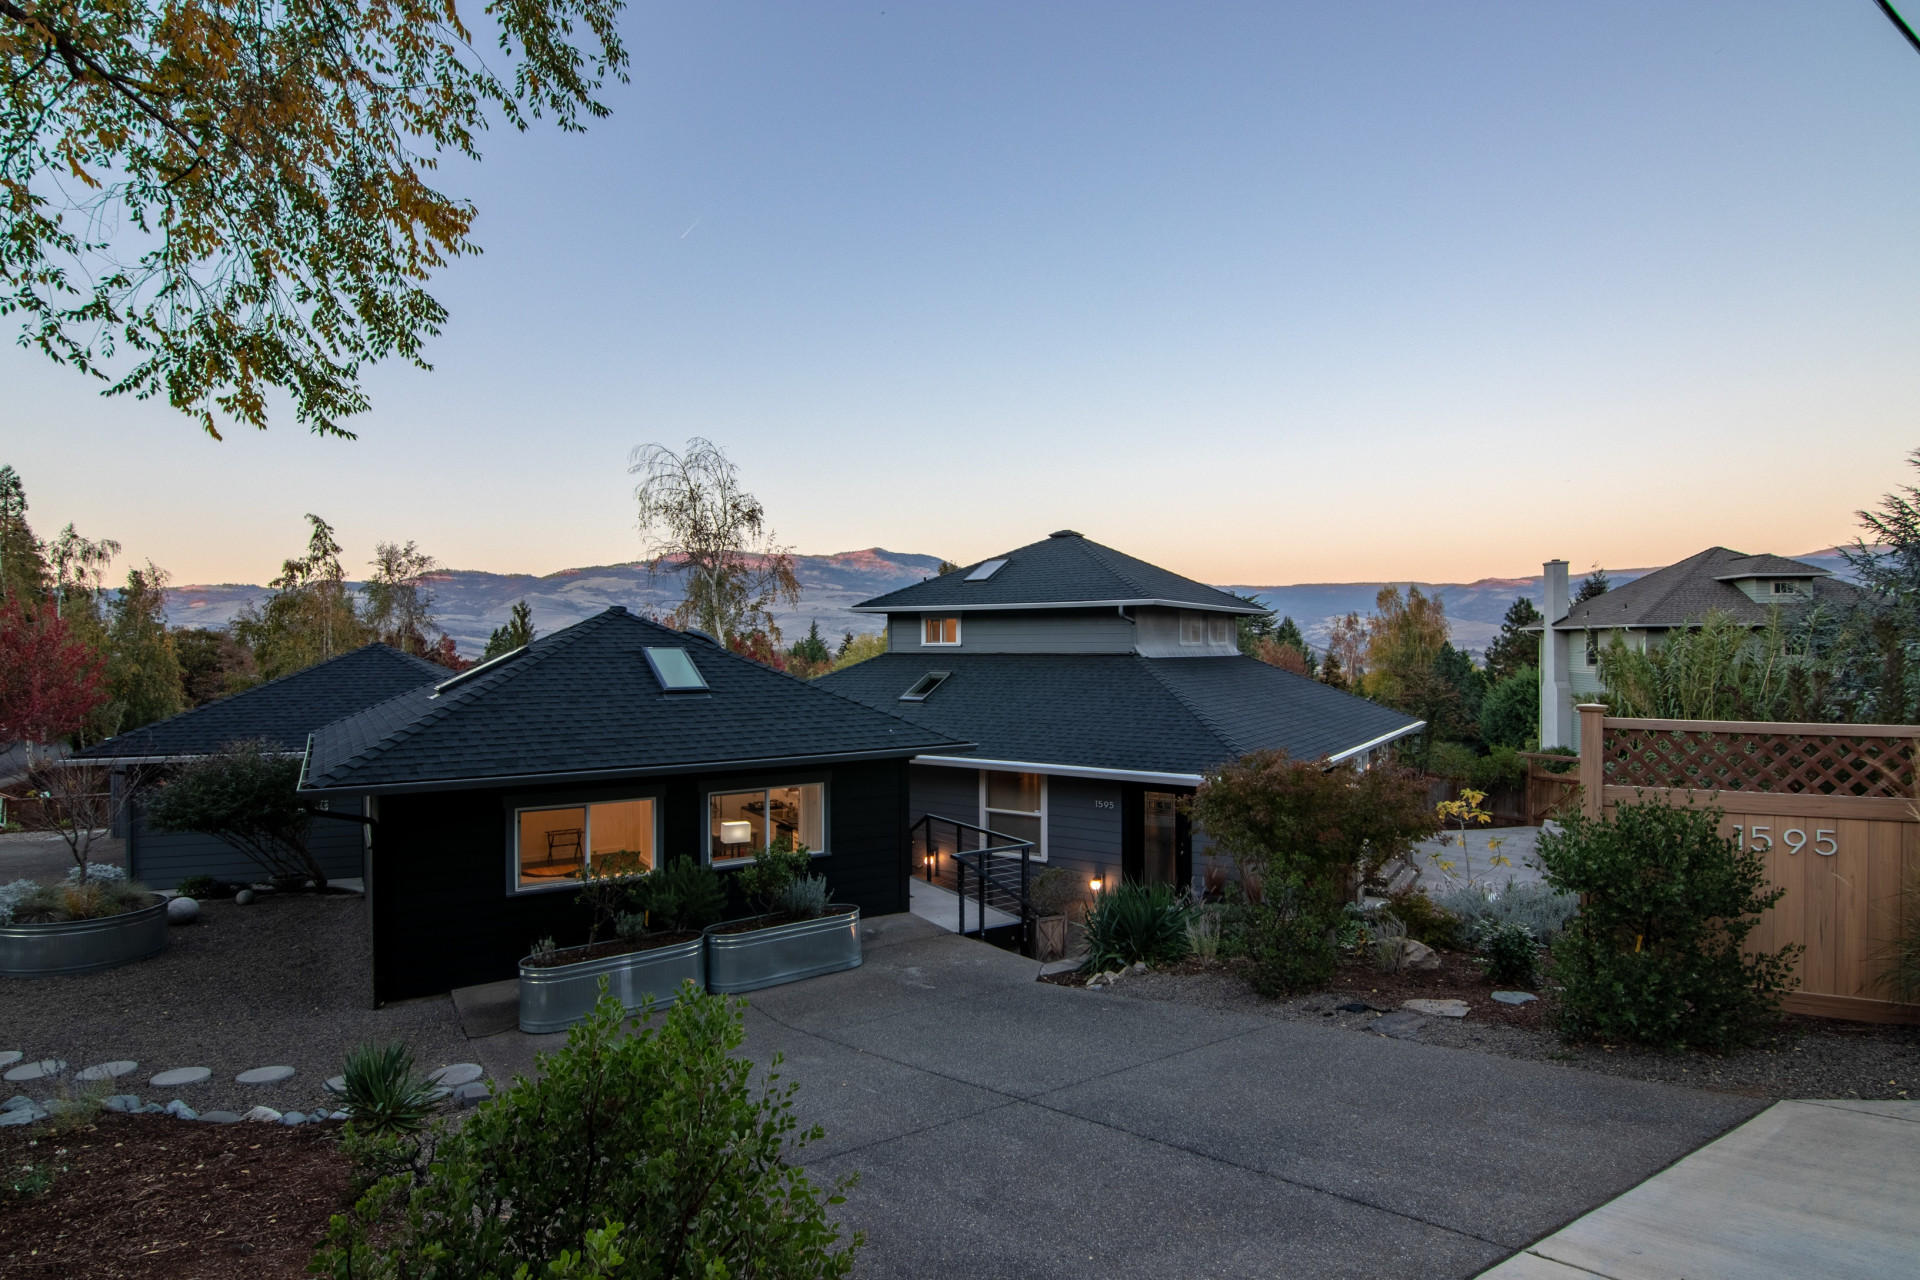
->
[367,760,912,1003]
[1044,775,1122,882]
[128,796,369,889]
[908,763,981,828]
[890,609,1136,655]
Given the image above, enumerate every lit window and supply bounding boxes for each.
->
[901,671,951,702]
[982,770,1044,856]
[515,798,655,889]
[709,783,826,865]
[1771,580,1800,595]
[923,616,961,646]
[1207,615,1232,645]
[966,559,1009,581]
[1179,612,1205,645]
[644,646,708,691]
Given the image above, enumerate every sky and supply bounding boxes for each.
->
[5,1,1920,589]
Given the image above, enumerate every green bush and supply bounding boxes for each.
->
[314,983,859,1280]
[1386,889,1464,950]
[1434,879,1579,942]
[1538,797,1801,1052]
[638,859,727,932]
[774,874,830,920]
[735,837,814,913]
[1425,740,1479,783]
[174,874,219,899]
[1243,900,1336,997]
[1480,668,1539,750]
[1475,920,1537,986]
[1084,881,1190,970]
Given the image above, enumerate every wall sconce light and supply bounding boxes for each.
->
[1089,876,1104,893]
[720,821,753,845]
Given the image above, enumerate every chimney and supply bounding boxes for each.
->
[1544,559,1570,624]
[1539,560,1573,749]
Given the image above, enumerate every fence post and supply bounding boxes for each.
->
[1577,704,1607,819]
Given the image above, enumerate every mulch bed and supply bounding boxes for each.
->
[0,1113,350,1280]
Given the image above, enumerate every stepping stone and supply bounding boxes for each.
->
[1402,998,1470,1018]
[1491,990,1538,1005]
[75,1059,138,1082]
[4,1058,66,1082]
[149,1066,212,1088]
[451,1082,491,1108]
[242,1105,283,1123]
[324,1075,346,1095]
[1368,1010,1430,1040]
[428,1063,484,1088]
[235,1065,295,1085]
[199,1110,241,1124]
[0,1052,21,1069]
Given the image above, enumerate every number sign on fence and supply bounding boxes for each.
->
[1577,706,1920,1024]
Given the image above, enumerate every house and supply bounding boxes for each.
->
[815,530,1424,896]
[73,643,448,888]
[1536,548,1862,749]
[295,606,965,1003]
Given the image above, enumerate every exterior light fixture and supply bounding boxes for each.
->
[720,821,753,845]
[1089,876,1104,893]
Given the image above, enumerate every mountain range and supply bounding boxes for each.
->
[164,546,1860,660]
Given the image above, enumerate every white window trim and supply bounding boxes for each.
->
[1178,611,1205,646]
[703,783,832,868]
[510,796,661,896]
[922,615,962,647]
[978,769,1047,862]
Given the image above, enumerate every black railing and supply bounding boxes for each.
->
[910,813,1036,952]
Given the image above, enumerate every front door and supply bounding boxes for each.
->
[1122,786,1193,889]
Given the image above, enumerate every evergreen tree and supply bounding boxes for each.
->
[0,466,49,605]
[483,600,537,660]
[1574,569,1611,603]
[1483,596,1543,684]
[1232,593,1279,655]
[788,620,832,666]
[1481,666,1540,749]
[173,628,260,706]
[101,563,184,737]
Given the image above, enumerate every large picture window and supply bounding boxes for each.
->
[709,783,826,866]
[515,798,656,889]
[981,769,1045,858]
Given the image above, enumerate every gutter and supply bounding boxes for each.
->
[912,755,1206,786]
[1325,721,1426,764]
[849,598,1263,616]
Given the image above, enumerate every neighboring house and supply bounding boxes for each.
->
[1535,548,1862,748]
[73,644,448,888]
[815,530,1424,896]
[296,606,965,1003]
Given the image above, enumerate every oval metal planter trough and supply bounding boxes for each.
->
[0,899,170,978]
[518,935,706,1033]
[705,907,861,995]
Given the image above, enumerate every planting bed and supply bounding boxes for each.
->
[0,1111,349,1279]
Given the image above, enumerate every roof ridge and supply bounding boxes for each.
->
[1069,537,1156,599]
[1135,655,1243,759]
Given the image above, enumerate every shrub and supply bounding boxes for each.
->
[1367,911,1409,973]
[775,874,830,920]
[1186,906,1223,961]
[174,874,218,899]
[1538,797,1801,1052]
[0,877,150,923]
[145,741,329,888]
[1028,866,1081,917]
[735,837,814,913]
[1879,871,1920,1002]
[339,1040,438,1138]
[1480,668,1539,750]
[1243,898,1335,997]
[1467,746,1527,794]
[1434,879,1579,942]
[1475,920,1537,986]
[641,858,728,932]
[1426,740,1479,782]
[1386,889,1464,950]
[66,862,126,884]
[1083,881,1190,970]
[0,878,41,925]
[314,984,860,1279]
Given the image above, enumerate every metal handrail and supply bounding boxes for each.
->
[909,813,1037,950]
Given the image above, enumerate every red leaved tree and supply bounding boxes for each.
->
[0,600,106,754]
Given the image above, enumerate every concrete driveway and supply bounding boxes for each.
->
[731,914,1763,1280]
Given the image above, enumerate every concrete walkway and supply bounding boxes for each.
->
[1477,1099,1920,1280]
[908,875,1020,933]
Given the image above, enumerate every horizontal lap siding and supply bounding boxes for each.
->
[892,609,1136,654]
[1045,776,1121,879]
[910,763,980,828]
[818,759,911,918]
[130,799,367,889]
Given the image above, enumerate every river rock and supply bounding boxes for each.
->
[199,1110,241,1124]
[103,1094,142,1113]
[242,1105,283,1123]
[0,1104,47,1127]
[167,896,200,924]
[164,1100,198,1120]
[234,889,255,906]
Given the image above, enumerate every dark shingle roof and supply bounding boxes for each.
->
[300,608,966,793]
[1554,547,1858,630]
[850,531,1261,615]
[76,644,446,760]
[816,652,1421,775]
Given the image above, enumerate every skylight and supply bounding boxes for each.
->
[966,559,1009,581]
[644,646,709,692]
[900,671,951,702]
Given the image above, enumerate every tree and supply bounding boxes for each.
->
[1362,585,1450,707]
[1597,609,1834,722]
[1249,614,1316,677]
[100,561,183,736]
[361,541,439,655]
[145,740,328,888]
[232,514,368,678]
[15,758,143,882]
[833,631,887,670]
[0,598,105,750]
[1482,596,1543,685]
[0,465,48,604]
[1323,611,1367,687]
[1480,666,1539,750]
[2,0,630,438]
[1836,448,1920,722]
[935,559,963,575]
[786,620,834,679]
[482,600,536,660]
[173,627,258,706]
[630,439,801,651]
[1574,568,1611,603]
[1231,593,1278,655]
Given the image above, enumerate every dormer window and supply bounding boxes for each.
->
[923,616,961,646]
[1179,612,1205,645]
[1771,580,1802,596]
[1207,616,1232,645]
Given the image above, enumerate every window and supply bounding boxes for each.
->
[1179,612,1205,645]
[1585,633,1599,666]
[709,783,826,865]
[643,646,708,691]
[515,798,655,889]
[966,559,1009,581]
[923,616,961,646]
[900,671,951,702]
[1771,580,1801,596]
[981,770,1045,858]
[1207,615,1232,645]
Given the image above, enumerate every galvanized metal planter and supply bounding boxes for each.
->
[704,906,861,995]
[0,900,169,978]
[517,934,705,1033]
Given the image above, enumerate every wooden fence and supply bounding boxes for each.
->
[1576,705,1920,1024]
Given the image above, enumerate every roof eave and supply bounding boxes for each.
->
[850,598,1262,615]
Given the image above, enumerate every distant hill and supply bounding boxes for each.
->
[167,545,1861,660]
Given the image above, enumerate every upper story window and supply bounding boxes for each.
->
[1207,615,1232,645]
[1179,612,1205,645]
[1771,580,1803,596]
[709,783,826,866]
[923,616,961,646]
[515,798,655,891]
[1585,633,1599,666]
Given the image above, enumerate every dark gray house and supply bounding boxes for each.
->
[76,644,447,888]
[296,606,964,1002]
[817,531,1423,895]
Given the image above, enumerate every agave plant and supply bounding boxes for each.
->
[1083,881,1191,971]
[340,1040,439,1136]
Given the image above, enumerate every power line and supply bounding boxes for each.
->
[1877,0,1920,57]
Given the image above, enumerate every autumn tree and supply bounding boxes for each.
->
[1323,611,1366,687]
[2,0,630,438]
[233,514,368,677]
[483,600,536,660]
[630,439,801,652]
[1482,596,1543,685]
[173,627,259,706]
[0,599,105,754]
[785,620,834,679]
[1362,586,1450,707]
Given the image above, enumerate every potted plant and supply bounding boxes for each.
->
[705,839,861,994]
[1028,866,1079,962]
[518,858,725,1033]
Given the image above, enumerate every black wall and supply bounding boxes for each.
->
[368,758,913,1004]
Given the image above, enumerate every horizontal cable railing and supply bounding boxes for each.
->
[910,813,1037,948]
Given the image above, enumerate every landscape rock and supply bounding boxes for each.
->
[2,1094,33,1113]
[76,1059,138,1082]
[139,1103,165,1114]
[1368,1010,1430,1040]
[103,1094,142,1113]
[0,1052,21,1069]
[167,896,200,925]
[324,1075,346,1095]
[235,1065,296,1085]
[199,1110,241,1124]
[1491,991,1538,1005]
[1399,939,1441,971]
[451,1082,491,1108]
[3,1058,66,1083]
[242,1105,283,1123]
[0,1104,47,1127]
[164,1100,198,1120]
[149,1066,212,1088]
[1403,998,1470,1018]
[234,889,256,905]
[428,1063,484,1088]
[281,1111,306,1125]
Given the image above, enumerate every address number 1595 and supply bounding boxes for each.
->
[1732,826,1838,856]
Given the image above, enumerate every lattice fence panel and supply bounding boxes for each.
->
[1602,729,1917,797]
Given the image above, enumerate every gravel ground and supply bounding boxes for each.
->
[0,831,127,884]
[1101,956,1920,1102]
[2,892,470,1115]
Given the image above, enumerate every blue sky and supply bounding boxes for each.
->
[6,1,1920,588]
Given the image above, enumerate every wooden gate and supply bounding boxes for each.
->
[1576,705,1920,1024]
